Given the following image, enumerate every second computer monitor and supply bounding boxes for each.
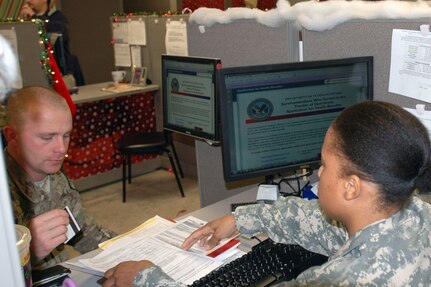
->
[162,55,221,143]
[219,57,373,182]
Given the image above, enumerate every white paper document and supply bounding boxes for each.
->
[77,215,240,285]
[128,19,146,46]
[165,20,188,56]
[80,237,222,285]
[389,29,431,103]
[114,43,131,67]
[131,45,142,67]
[112,21,129,44]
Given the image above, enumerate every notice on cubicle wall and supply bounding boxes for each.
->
[389,28,431,103]
[112,18,147,67]
[113,43,131,67]
[128,19,146,46]
[165,20,188,56]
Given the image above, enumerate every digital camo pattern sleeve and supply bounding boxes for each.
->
[234,196,347,256]
[53,172,117,254]
[133,266,185,287]
[236,196,431,286]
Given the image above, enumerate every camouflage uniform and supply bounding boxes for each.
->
[132,196,431,287]
[0,103,6,128]
[6,151,117,270]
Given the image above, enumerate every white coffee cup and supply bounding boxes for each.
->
[111,71,126,86]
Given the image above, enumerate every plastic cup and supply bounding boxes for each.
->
[16,225,32,287]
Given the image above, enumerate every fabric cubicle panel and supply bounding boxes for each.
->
[146,14,190,130]
[302,18,431,109]
[187,19,299,206]
[0,22,49,88]
[141,14,197,178]
[187,19,298,68]
[113,14,190,131]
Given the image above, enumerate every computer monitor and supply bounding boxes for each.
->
[162,55,221,143]
[219,57,373,182]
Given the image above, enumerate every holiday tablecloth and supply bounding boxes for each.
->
[63,92,157,180]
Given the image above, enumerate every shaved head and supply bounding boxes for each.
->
[4,86,73,181]
[6,86,71,128]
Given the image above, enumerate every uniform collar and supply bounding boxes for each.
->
[333,199,414,258]
[5,150,48,204]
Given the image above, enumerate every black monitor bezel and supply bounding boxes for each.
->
[218,56,374,182]
[162,54,222,143]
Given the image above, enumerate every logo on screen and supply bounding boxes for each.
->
[171,78,179,92]
[247,98,273,121]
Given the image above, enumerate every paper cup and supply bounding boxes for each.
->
[16,225,32,287]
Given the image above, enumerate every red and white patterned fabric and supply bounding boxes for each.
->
[63,92,157,180]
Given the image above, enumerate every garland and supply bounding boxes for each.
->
[112,10,181,20]
[33,18,55,87]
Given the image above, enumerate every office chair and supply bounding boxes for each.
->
[115,130,184,202]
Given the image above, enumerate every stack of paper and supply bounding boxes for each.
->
[101,84,143,93]
[69,215,243,285]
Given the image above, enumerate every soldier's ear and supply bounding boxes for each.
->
[343,175,361,201]
[2,125,17,144]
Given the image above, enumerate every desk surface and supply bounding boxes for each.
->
[71,82,159,104]
[66,187,259,286]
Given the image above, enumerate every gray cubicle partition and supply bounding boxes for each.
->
[109,15,199,178]
[188,19,299,68]
[111,14,191,126]
[145,14,198,178]
[187,20,300,206]
[302,18,431,110]
[0,22,48,88]
[146,14,190,127]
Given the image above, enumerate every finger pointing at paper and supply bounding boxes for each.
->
[181,214,237,251]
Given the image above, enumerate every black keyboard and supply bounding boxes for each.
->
[189,238,328,287]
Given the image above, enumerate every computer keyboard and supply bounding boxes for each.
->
[189,238,328,287]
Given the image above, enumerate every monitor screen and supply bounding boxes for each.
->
[219,57,373,182]
[162,55,221,143]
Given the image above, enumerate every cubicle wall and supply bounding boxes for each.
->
[145,15,190,125]
[145,15,198,177]
[188,20,299,68]
[110,14,191,126]
[108,14,199,178]
[302,19,431,110]
[187,20,300,206]
[0,22,49,88]
[190,17,431,207]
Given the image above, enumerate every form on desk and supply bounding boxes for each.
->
[66,215,242,285]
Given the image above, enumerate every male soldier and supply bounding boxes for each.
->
[3,86,116,270]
